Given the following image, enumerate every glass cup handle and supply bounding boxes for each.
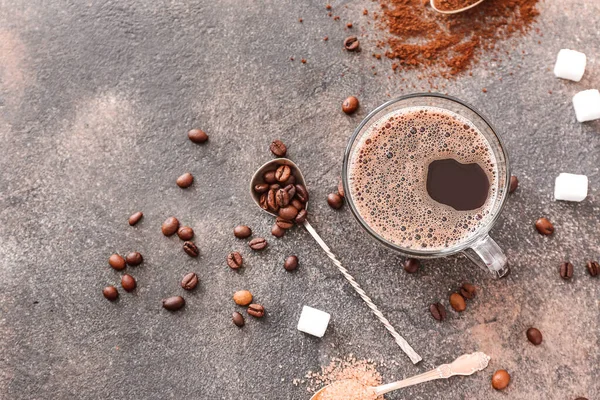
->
[462,235,510,278]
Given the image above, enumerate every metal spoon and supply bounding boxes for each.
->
[430,0,485,14]
[310,352,490,400]
[250,158,422,364]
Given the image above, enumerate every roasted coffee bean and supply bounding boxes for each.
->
[177,226,194,241]
[267,189,279,212]
[294,209,308,224]
[509,175,519,193]
[275,165,291,182]
[128,211,143,226]
[227,252,243,269]
[183,241,199,257]
[162,217,180,236]
[232,311,245,327]
[270,139,287,157]
[259,193,269,210]
[342,96,359,114]
[291,198,305,210]
[327,193,344,209]
[108,254,126,270]
[254,183,270,194]
[338,179,345,197]
[403,258,420,273]
[271,224,286,238]
[526,327,543,345]
[279,205,299,220]
[103,286,119,301]
[181,272,199,290]
[491,369,510,390]
[249,237,268,251]
[281,175,296,186]
[586,260,599,277]
[460,282,476,299]
[295,184,309,202]
[162,296,185,311]
[449,293,466,312]
[233,290,253,306]
[247,303,265,318]
[188,128,208,143]
[284,184,296,199]
[270,183,281,191]
[121,274,136,292]
[560,261,574,280]
[276,217,294,230]
[125,252,143,266]
[176,172,194,188]
[429,303,446,321]
[284,255,299,271]
[343,36,360,51]
[276,188,290,207]
[263,170,277,184]
[535,217,554,235]
[233,225,252,239]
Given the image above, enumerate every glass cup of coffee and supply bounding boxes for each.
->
[342,93,510,278]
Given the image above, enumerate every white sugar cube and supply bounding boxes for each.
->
[297,306,330,338]
[572,89,600,122]
[554,173,588,202]
[554,49,587,82]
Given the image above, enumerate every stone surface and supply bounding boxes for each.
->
[0,1,599,399]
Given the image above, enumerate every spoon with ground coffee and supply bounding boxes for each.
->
[430,0,485,14]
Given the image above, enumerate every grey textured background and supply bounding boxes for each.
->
[1,1,599,399]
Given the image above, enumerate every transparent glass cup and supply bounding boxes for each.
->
[342,94,510,278]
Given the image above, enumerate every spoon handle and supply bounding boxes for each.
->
[302,220,422,364]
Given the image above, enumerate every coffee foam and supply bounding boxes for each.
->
[348,106,498,251]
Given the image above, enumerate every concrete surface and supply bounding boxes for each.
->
[1,1,599,399]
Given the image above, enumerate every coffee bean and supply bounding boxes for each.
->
[449,293,466,312]
[271,224,286,238]
[188,128,208,143]
[270,183,281,191]
[276,188,290,207]
[491,369,510,390]
[403,258,420,273]
[275,165,292,182]
[337,178,345,197]
[270,139,287,157]
[232,311,245,327]
[233,290,253,306]
[263,170,277,184]
[509,175,519,193]
[249,237,268,251]
[254,183,270,194]
[560,261,574,280]
[294,209,308,224]
[176,172,194,188]
[128,211,143,226]
[429,303,446,321]
[284,184,296,199]
[342,96,359,114]
[162,296,185,311]
[327,193,344,209]
[284,255,298,271]
[259,193,269,210]
[279,205,299,220]
[108,254,126,270]
[535,217,554,235]
[276,217,294,230]
[586,260,599,277]
[574,398,589,400]
[281,175,296,186]
[121,274,136,292]
[181,272,199,290]
[343,36,360,51]
[227,252,243,269]
[103,286,119,301]
[233,225,252,239]
[460,282,476,299]
[526,327,542,345]
[125,251,143,266]
[183,241,199,257]
[295,184,309,202]
[162,217,180,236]
[247,303,265,318]
[177,226,194,241]
[291,198,305,210]
[267,188,279,212]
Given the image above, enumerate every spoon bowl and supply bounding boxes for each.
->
[430,0,485,14]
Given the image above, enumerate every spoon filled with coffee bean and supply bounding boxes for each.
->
[430,0,485,14]
[250,159,422,364]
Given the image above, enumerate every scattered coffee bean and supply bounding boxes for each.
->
[327,193,344,209]
[560,261,574,280]
[279,205,299,220]
[183,241,199,257]
[108,254,126,270]
[162,217,180,236]
[276,188,290,207]
[460,282,476,299]
[403,258,420,273]
[233,290,253,306]
[276,217,294,230]
[125,251,143,266]
[247,303,265,318]
[270,139,287,157]
[295,184,309,202]
[526,327,542,345]
[343,36,360,51]
[181,272,199,290]
[291,198,305,210]
[342,96,359,114]
[337,178,345,197]
[121,274,136,292]
[295,209,308,224]
[233,225,252,239]
[259,193,269,210]
[254,183,270,193]
[227,252,243,269]
[263,170,277,184]
[491,369,510,390]
[177,226,194,241]
[103,286,119,301]
[232,311,245,327]
[449,293,466,312]
[586,260,599,277]
[188,128,208,143]
[271,224,286,238]
[128,211,143,226]
[162,296,185,311]
[267,188,279,212]
[275,165,292,182]
[509,175,519,193]
[429,303,446,321]
[284,255,298,271]
[535,217,554,235]
[249,237,268,251]
[176,172,194,188]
